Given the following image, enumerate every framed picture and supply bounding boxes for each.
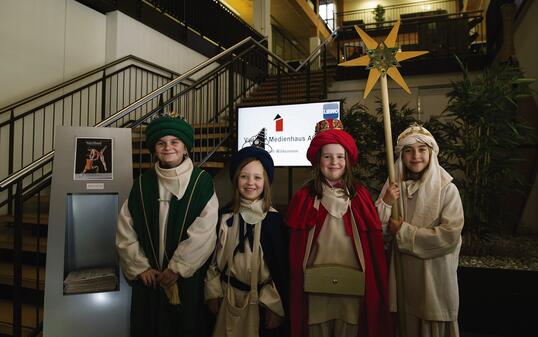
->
[73,137,113,180]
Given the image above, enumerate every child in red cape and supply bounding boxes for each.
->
[287,119,392,337]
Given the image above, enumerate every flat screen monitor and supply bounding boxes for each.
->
[237,101,341,167]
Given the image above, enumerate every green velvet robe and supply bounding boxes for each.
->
[127,167,214,337]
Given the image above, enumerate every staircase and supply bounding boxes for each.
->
[241,68,336,106]
[0,195,46,337]
[0,32,338,337]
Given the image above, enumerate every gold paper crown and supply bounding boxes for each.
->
[397,122,432,142]
[148,110,183,123]
[315,119,344,135]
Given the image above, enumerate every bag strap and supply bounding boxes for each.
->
[302,197,366,272]
[249,218,262,301]
[139,176,161,270]
[225,213,262,302]
[302,198,320,272]
[171,170,204,257]
[349,209,366,271]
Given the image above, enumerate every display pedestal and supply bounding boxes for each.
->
[43,127,132,337]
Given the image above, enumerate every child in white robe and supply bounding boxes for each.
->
[376,124,464,337]
[205,145,288,337]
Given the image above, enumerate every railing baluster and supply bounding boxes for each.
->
[277,67,281,104]
[35,190,42,327]
[306,63,311,102]
[21,117,25,173]
[323,45,327,99]
[69,93,74,126]
[12,181,23,337]
[228,68,234,145]
[87,87,91,126]
[8,109,15,214]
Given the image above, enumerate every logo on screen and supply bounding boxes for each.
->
[323,103,339,119]
[274,114,283,132]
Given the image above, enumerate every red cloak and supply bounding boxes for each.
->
[287,184,393,337]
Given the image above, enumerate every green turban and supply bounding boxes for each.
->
[145,116,194,152]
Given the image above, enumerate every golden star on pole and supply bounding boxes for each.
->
[339,20,428,98]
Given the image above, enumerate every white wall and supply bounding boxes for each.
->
[0,0,106,108]
[105,11,212,80]
[0,2,214,109]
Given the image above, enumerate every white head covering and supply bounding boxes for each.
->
[379,124,453,227]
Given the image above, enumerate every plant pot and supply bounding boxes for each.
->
[458,266,538,336]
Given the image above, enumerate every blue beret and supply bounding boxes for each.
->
[229,146,275,183]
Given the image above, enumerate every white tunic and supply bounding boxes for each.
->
[116,158,218,279]
[205,211,285,318]
[376,180,463,322]
[307,185,362,326]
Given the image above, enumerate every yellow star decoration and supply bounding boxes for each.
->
[339,20,428,98]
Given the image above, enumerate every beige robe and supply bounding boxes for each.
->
[376,180,463,337]
[205,211,285,318]
[116,158,219,279]
[307,186,363,337]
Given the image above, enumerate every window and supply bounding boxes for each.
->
[319,1,335,31]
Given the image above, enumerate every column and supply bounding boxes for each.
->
[253,0,272,51]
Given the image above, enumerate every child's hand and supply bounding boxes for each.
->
[138,268,160,289]
[207,298,221,315]
[383,183,400,204]
[265,309,284,329]
[158,268,179,288]
[388,216,403,234]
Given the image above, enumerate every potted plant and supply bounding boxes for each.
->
[373,5,386,28]
[426,60,535,247]
[425,60,536,337]
[342,99,419,195]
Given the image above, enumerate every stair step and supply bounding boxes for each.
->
[133,161,225,169]
[0,214,48,226]
[0,262,45,290]
[242,97,326,105]
[132,146,228,155]
[0,226,47,253]
[133,121,229,131]
[197,161,226,169]
[0,299,42,336]
[132,133,227,142]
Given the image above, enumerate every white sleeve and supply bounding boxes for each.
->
[205,217,228,301]
[375,198,392,236]
[375,179,392,236]
[168,192,219,278]
[116,200,151,280]
[396,184,464,259]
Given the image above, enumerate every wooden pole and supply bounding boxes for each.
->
[380,73,406,337]
[380,74,398,215]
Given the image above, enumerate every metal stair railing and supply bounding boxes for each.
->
[0,55,193,213]
[0,31,339,337]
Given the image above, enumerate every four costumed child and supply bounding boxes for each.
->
[116,113,463,337]
[205,145,289,337]
[287,119,392,337]
[376,124,464,337]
